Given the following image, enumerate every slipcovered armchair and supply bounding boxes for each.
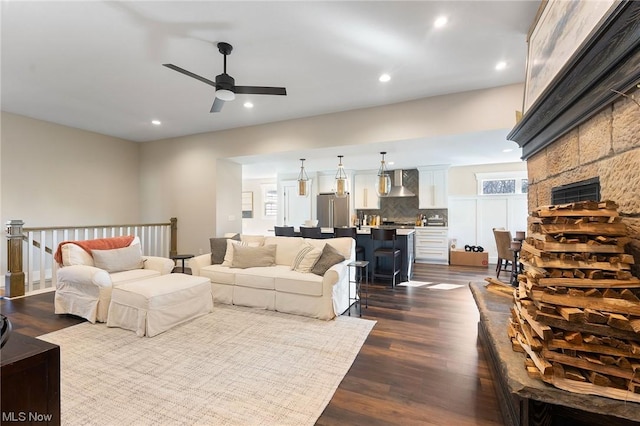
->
[54,236,174,323]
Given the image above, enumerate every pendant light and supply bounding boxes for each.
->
[297,158,310,197]
[334,155,349,198]
[376,151,391,197]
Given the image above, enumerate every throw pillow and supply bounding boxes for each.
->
[311,243,345,276]
[221,239,247,267]
[291,243,313,270]
[61,243,95,267]
[294,247,323,273]
[210,234,240,265]
[231,244,277,269]
[92,244,144,273]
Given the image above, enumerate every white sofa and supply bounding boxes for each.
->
[54,237,175,323]
[189,235,355,320]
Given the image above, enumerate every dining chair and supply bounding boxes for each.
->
[274,226,295,237]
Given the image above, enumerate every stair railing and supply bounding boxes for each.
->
[4,218,177,298]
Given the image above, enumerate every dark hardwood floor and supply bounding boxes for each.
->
[1,263,504,425]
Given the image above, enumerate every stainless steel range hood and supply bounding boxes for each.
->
[387,169,415,197]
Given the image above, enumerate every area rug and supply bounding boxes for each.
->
[38,304,376,425]
[396,281,432,287]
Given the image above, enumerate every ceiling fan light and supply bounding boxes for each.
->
[216,89,235,101]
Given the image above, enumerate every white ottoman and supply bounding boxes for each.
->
[107,273,212,337]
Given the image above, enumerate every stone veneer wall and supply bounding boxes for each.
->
[526,91,640,276]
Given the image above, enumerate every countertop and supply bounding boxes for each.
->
[354,227,415,236]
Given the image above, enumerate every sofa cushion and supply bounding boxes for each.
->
[240,234,266,246]
[92,244,144,273]
[235,266,284,290]
[311,243,345,276]
[210,234,240,265]
[263,236,305,266]
[231,244,277,268]
[274,269,324,296]
[110,268,161,286]
[200,265,236,285]
[62,243,95,267]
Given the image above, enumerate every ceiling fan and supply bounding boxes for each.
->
[163,42,287,113]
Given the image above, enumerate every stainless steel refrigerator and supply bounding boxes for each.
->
[317,193,350,228]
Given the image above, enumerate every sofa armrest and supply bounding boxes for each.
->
[57,265,112,290]
[143,256,175,275]
[321,259,353,316]
[188,253,213,277]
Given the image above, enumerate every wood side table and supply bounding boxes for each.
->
[170,254,194,274]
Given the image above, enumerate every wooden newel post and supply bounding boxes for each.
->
[170,217,178,258]
[5,220,25,298]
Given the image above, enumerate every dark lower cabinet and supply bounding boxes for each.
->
[357,231,414,282]
[1,332,60,425]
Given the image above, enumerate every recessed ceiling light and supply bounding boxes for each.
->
[244,102,254,109]
[379,74,391,83]
[434,16,448,28]
[388,161,395,166]
[502,148,513,153]
[495,61,507,71]
[151,120,161,126]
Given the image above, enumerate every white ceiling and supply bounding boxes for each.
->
[1,0,539,176]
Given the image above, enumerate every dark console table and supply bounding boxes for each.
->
[1,332,60,425]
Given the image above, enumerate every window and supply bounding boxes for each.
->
[262,184,278,217]
[476,171,528,195]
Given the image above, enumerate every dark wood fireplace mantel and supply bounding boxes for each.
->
[508,1,640,160]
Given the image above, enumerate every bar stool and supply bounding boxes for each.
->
[274,226,295,237]
[300,226,322,239]
[371,228,401,288]
[334,227,364,260]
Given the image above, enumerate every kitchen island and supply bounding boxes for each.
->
[355,228,415,283]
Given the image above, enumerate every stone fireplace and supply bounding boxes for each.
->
[507,1,640,278]
[526,91,640,276]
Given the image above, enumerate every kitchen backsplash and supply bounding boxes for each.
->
[356,169,448,225]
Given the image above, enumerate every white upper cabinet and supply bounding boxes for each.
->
[418,166,449,209]
[317,174,336,193]
[353,172,380,209]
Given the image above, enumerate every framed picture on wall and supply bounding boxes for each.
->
[523,0,617,112]
[242,191,253,219]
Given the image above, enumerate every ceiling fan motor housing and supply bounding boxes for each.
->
[215,73,235,91]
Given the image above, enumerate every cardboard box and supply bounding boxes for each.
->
[449,250,489,267]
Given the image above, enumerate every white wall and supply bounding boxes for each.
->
[1,112,142,277]
[448,161,527,196]
[242,177,277,236]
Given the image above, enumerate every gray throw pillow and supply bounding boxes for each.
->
[311,243,345,276]
[231,244,277,269]
[210,234,240,264]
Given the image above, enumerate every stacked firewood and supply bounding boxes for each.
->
[509,200,640,402]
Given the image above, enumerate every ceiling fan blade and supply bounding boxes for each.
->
[210,97,225,113]
[234,86,287,96]
[163,64,217,88]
